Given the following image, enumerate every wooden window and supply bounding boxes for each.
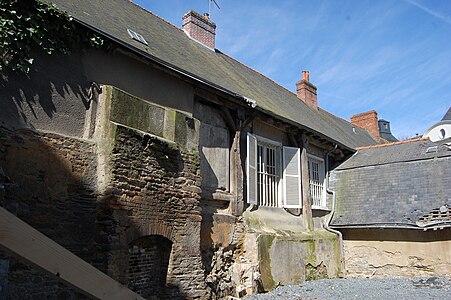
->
[307,154,326,209]
[247,134,302,208]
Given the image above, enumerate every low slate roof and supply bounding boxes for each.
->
[336,138,451,170]
[330,139,451,229]
[47,0,376,150]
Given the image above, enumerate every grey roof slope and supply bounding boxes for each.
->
[336,138,451,170]
[47,0,376,150]
[380,132,398,142]
[441,107,451,121]
[330,139,451,229]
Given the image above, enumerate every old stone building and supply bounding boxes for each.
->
[2,1,448,300]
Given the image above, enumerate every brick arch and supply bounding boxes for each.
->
[125,220,175,245]
[147,221,174,241]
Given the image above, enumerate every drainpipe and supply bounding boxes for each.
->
[324,145,345,277]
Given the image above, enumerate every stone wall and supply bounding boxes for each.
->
[0,127,98,299]
[0,84,209,299]
[99,125,208,298]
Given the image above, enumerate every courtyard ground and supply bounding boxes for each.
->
[243,277,451,300]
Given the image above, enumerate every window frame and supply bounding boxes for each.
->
[307,154,327,210]
[246,133,302,208]
[255,135,283,207]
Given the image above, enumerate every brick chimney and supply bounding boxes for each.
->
[182,10,216,49]
[296,71,318,110]
[350,110,381,140]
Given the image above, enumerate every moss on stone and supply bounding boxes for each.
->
[258,235,276,291]
[110,88,165,137]
[174,111,188,147]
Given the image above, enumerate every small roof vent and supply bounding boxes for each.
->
[127,28,148,45]
[426,146,438,153]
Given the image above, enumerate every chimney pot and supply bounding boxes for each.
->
[302,70,309,81]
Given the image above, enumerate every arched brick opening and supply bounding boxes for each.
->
[127,235,173,298]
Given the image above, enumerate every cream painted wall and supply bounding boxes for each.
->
[343,230,451,277]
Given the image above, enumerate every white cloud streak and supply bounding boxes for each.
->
[404,0,451,25]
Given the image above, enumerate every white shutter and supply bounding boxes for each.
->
[283,146,302,208]
[247,133,258,205]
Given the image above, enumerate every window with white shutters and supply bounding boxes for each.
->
[246,134,302,208]
[307,154,326,209]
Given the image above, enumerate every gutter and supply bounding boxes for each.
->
[324,146,345,276]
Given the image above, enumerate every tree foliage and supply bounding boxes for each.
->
[0,0,103,74]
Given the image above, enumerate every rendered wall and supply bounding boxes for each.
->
[0,48,193,138]
[0,127,98,299]
[341,229,451,277]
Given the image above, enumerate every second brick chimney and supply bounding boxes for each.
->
[182,10,216,49]
[350,110,381,141]
[296,71,318,110]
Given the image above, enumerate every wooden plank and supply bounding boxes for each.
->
[0,207,144,300]
[300,134,314,231]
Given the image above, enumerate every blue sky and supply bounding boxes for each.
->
[134,0,451,138]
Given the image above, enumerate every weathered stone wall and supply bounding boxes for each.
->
[0,251,87,300]
[0,127,98,299]
[0,84,209,299]
[341,229,451,277]
[243,208,340,292]
[98,125,208,298]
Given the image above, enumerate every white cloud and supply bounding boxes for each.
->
[404,0,451,25]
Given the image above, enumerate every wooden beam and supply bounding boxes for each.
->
[288,132,299,148]
[300,134,314,231]
[194,88,223,106]
[0,207,144,300]
[229,130,244,216]
[220,106,237,132]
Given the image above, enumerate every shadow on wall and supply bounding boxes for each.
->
[341,228,451,242]
[0,51,90,133]
[0,127,189,299]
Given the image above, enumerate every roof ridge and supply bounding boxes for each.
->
[127,0,183,32]
[217,50,299,99]
[356,137,428,150]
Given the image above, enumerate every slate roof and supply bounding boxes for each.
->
[336,138,451,170]
[441,107,451,121]
[47,0,376,150]
[380,132,398,142]
[330,138,451,229]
